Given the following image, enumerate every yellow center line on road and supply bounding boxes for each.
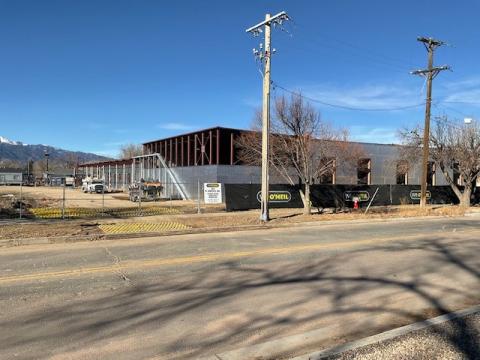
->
[1,228,479,285]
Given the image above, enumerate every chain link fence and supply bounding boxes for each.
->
[0,181,220,221]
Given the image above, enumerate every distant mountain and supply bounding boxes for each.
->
[0,136,25,146]
[0,136,110,163]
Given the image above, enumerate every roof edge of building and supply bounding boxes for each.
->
[142,126,247,145]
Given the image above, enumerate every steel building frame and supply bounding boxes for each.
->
[142,126,242,167]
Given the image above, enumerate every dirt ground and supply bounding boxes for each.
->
[0,203,468,240]
[0,185,223,213]
[177,205,468,229]
[0,185,472,240]
[0,221,103,240]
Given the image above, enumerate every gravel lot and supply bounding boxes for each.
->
[328,313,480,360]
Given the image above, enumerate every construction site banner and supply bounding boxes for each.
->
[224,184,464,211]
[225,184,304,211]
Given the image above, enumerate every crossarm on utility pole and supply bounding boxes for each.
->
[411,65,450,77]
[245,11,288,34]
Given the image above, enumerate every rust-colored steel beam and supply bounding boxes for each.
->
[216,128,220,165]
[181,137,184,167]
[164,140,168,163]
[201,132,205,165]
[187,135,191,166]
[194,135,198,165]
[209,130,212,165]
[175,138,178,166]
[230,133,234,165]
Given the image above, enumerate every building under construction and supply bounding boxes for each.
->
[78,127,254,200]
[78,126,455,200]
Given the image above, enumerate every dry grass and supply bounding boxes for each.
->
[0,184,468,240]
[391,205,467,217]
[0,205,466,241]
[0,186,224,219]
[0,221,102,239]
[176,204,467,229]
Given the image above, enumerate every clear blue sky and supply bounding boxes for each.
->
[1,0,480,157]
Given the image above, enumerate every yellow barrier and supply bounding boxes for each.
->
[29,206,181,219]
[99,222,190,234]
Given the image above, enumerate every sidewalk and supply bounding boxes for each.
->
[293,305,480,360]
[200,305,480,360]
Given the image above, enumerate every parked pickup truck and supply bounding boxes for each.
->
[81,178,106,194]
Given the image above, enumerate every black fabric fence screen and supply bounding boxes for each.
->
[224,184,473,211]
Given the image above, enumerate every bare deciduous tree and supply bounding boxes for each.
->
[400,117,480,207]
[63,153,79,170]
[32,160,46,177]
[0,159,22,169]
[237,94,364,214]
[119,143,143,159]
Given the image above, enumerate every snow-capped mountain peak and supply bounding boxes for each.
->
[0,136,26,146]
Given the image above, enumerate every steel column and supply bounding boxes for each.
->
[216,128,220,165]
[175,138,178,166]
[201,132,205,165]
[194,135,197,165]
[187,135,191,166]
[209,130,212,165]
[230,133,234,165]
[181,137,184,167]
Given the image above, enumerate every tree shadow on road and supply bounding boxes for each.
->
[1,235,480,359]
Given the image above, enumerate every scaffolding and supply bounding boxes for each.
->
[77,154,187,200]
[131,153,187,200]
[79,160,133,192]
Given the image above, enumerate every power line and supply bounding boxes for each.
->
[283,37,412,74]
[440,100,480,106]
[286,19,415,73]
[272,81,425,112]
[433,102,469,118]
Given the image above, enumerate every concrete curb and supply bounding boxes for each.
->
[0,213,477,248]
[291,304,480,360]
[199,304,480,360]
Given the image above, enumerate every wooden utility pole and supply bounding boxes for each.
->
[246,11,289,222]
[260,14,272,222]
[411,37,450,208]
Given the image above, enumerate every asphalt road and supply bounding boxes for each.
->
[1,217,480,359]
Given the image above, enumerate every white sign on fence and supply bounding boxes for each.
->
[204,183,222,204]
